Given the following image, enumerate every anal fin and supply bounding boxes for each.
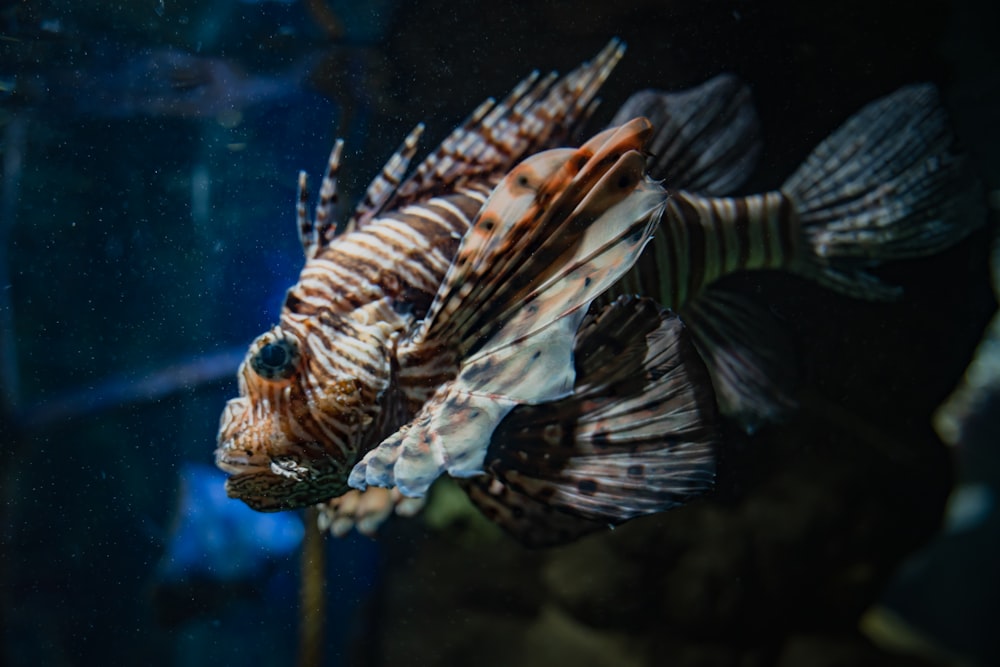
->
[680,284,798,432]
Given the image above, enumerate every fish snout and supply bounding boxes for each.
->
[214,397,276,474]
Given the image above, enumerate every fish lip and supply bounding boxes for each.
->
[215,459,269,476]
[214,439,349,510]
[220,455,345,512]
[213,442,271,477]
[214,441,329,482]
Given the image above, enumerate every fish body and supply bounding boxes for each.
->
[216,41,661,512]
[216,39,982,545]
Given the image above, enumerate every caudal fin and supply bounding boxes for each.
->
[784,84,984,299]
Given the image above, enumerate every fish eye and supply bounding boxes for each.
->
[250,335,300,380]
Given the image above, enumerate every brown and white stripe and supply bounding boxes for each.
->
[217,39,629,510]
[645,190,799,309]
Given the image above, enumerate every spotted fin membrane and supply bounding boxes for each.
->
[349,118,669,497]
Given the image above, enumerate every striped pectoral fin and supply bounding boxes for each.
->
[374,121,667,498]
[461,296,721,547]
[680,284,798,432]
[362,184,660,497]
[406,118,662,355]
[351,310,582,497]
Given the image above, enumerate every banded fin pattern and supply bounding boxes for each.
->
[343,123,425,235]
[297,139,344,260]
[347,39,625,232]
[462,296,719,548]
[783,83,984,299]
[405,119,657,354]
[349,119,665,497]
[606,82,983,429]
[610,73,761,194]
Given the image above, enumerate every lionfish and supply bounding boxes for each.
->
[216,40,981,546]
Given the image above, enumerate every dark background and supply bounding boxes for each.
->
[1,0,997,665]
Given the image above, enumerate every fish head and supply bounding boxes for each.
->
[215,318,387,511]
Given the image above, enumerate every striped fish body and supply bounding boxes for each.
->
[653,191,797,309]
[285,183,496,406]
[214,40,980,539]
[215,42,635,511]
[216,190,486,510]
[315,71,772,538]
[349,118,670,498]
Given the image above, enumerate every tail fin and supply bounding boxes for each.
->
[462,297,720,547]
[610,74,761,194]
[784,84,984,299]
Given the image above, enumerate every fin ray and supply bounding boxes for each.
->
[350,122,666,497]
[379,39,625,218]
[681,285,797,431]
[463,297,720,547]
[784,84,985,298]
[611,74,761,194]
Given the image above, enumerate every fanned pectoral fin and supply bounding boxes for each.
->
[350,316,580,496]
[405,118,662,355]
[353,121,667,498]
[462,296,721,547]
[351,293,599,497]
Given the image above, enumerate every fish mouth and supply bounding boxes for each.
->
[215,442,352,511]
[215,458,269,476]
[213,441,272,476]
